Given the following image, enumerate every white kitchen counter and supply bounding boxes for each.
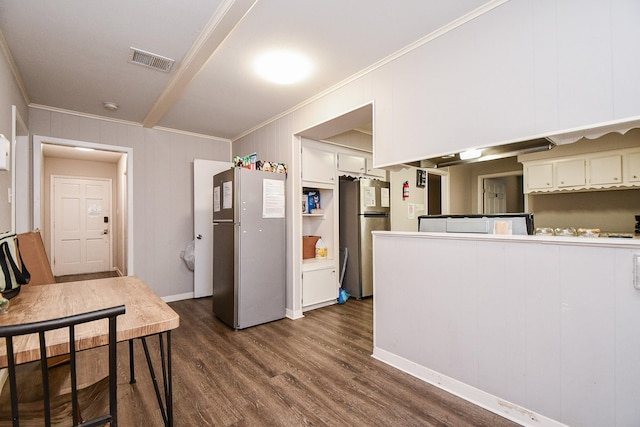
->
[372,231,640,427]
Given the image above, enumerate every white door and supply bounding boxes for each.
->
[483,178,506,214]
[193,159,231,298]
[52,176,111,276]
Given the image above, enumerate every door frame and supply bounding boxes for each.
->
[476,171,523,214]
[50,175,113,275]
[33,135,134,275]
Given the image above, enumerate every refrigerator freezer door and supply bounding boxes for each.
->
[212,221,237,328]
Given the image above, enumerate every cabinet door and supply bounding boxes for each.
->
[302,146,336,184]
[556,159,585,188]
[365,158,387,179]
[337,153,365,174]
[302,267,337,307]
[627,152,640,183]
[589,154,622,185]
[526,163,553,191]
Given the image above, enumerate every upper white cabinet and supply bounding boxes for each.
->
[556,159,585,188]
[525,163,553,191]
[626,152,640,183]
[337,153,365,175]
[523,148,640,193]
[588,154,622,186]
[365,158,387,179]
[302,146,335,184]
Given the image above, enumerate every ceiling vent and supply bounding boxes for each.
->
[128,47,175,73]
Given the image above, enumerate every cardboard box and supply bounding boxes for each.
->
[17,230,55,285]
[302,236,320,259]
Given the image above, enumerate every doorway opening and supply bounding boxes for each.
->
[477,171,524,214]
[32,136,133,277]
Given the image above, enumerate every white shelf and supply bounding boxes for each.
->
[302,213,326,218]
[302,257,335,271]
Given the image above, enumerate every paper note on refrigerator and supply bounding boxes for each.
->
[263,179,285,218]
[213,186,221,212]
[223,181,233,209]
[381,188,390,207]
[364,187,376,207]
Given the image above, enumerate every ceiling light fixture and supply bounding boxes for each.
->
[459,148,482,160]
[75,147,95,152]
[253,50,313,85]
[103,102,118,112]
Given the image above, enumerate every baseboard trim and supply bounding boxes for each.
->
[372,347,566,427]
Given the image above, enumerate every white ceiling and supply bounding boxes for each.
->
[0,0,489,141]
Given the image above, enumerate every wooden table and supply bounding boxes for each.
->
[0,275,180,426]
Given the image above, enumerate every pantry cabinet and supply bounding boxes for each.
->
[301,140,339,311]
[523,148,640,193]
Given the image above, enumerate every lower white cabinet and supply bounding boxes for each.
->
[302,264,337,309]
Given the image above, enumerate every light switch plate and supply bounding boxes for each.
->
[634,253,640,290]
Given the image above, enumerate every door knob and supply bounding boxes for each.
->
[196,234,203,240]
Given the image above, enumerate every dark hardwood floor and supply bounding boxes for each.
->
[54,270,120,283]
[118,297,520,426]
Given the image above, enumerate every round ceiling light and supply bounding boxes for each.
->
[103,101,118,112]
[253,50,313,85]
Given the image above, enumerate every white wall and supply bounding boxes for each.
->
[0,40,28,233]
[374,232,640,427]
[373,0,640,166]
[389,167,426,231]
[27,108,231,299]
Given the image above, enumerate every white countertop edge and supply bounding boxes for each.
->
[373,230,640,248]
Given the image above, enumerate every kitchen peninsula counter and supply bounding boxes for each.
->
[372,231,640,427]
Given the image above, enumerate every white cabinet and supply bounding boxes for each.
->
[302,265,337,308]
[589,154,622,186]
[525,163,553,191]
[302,146,335,184]
[523,148,640,193]
[626,152,640,183]
[301,142,339,312]
[365,158,387,179]
[556,159,585,188]
[337,153,365,174]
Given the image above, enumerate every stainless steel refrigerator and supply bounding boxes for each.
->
[212,168,286,329]
[339,177,390,299]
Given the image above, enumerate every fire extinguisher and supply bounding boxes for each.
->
[402,181,409,200]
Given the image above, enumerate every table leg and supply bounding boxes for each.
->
[133,332,173,427]
[129,339,136,384]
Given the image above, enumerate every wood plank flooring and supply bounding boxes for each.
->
[117,298,520,426]
[54,270,120,283]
